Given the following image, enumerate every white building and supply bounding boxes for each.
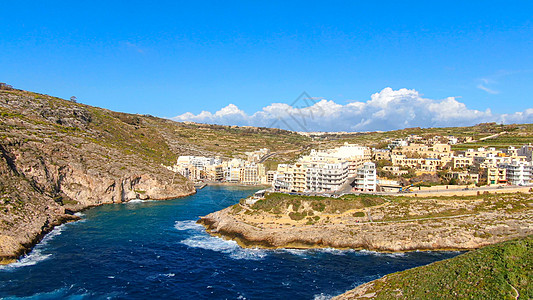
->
[272,172,291,191]
[499,160,532,185]
[354,162,376,192]
[177,156,221,169]
[473,154,513,167]
[175,156,222,180]
[305,162,349,193]
[300,143,370,176]
[272,161,349,193]
[388,139,408,149]
[446,135,458,145]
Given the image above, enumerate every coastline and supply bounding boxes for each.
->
[197,192,533,253]
[198,225,472,253]
[0,189,196,265]
[201,181,271,188]
[197,217,492,253]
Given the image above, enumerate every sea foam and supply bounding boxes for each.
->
[0,225,65,271]
[180,234,268,260]
[174,220,204,231]
[313,293,334,300]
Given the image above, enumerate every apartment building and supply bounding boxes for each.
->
[306,162,349,192]
[300,143,370,177]
[499,160,532,185]
[518,144,533,162]
[175,155,222,180]
[452,156,473,169]
[266,171,276,184]
[275,164,305,192]
[354,162,377,192]
[372,148,391,161]
[382,165,408,176]
[273,161,349,193]
[240,163,266,185]
[177,156,221,169]
[473,154,513,167]
[432,143,451,153]
[459,147,500,158]
[391,154,426,169]
[479,166,507,185]
[502,146,519,158]
[204,164,224,181]
[388,139,408,149]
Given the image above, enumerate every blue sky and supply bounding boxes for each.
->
[1,1,532,131]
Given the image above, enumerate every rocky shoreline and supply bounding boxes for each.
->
[198,193,533,252]
[16,190,195,266]
[0,184,195,265]
[0,90,196,264]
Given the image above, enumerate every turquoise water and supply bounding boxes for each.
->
[0,186,460,299]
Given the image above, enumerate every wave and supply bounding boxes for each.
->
[313,293,334,300]
[174,220,204,231]
[358,249,406,257]
[276,247,353,258]
[0,225,66,271]
[181,235,268,261]
[1,285,118,300]
[0,249,51,271]
[126,199,149,204]
[315,248,351,255]
[278,248,310,258]
[73,212,85,217]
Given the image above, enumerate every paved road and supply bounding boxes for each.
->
[376,184,531,196]
[478,131,507,141]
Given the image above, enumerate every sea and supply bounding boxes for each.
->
[0,186,461,299]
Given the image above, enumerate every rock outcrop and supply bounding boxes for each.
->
[0,90,195,263]
[199,193,533,252]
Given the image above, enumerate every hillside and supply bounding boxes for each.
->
[0,88,312,263]
[334,235,532,299]
[310,123,532,149]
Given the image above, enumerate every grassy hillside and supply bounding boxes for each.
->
[0,89,312,166]
[311,123,531,149]
[451,123,533,150]
[335,235,532,299]
[247,192,385,216]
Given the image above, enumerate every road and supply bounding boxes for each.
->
[376,184,531,196]
[257,145,312,163]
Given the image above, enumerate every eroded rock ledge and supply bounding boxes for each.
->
[198,193,533,252]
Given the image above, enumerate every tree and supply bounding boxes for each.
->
[0,83,13,90]
[70,96,77,103]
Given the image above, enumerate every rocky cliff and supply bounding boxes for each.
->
[0,89,196,263]
[199,193,532,251]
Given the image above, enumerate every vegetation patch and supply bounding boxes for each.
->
[343,236,532,299]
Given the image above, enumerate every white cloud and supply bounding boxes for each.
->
[170,87,533,132]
